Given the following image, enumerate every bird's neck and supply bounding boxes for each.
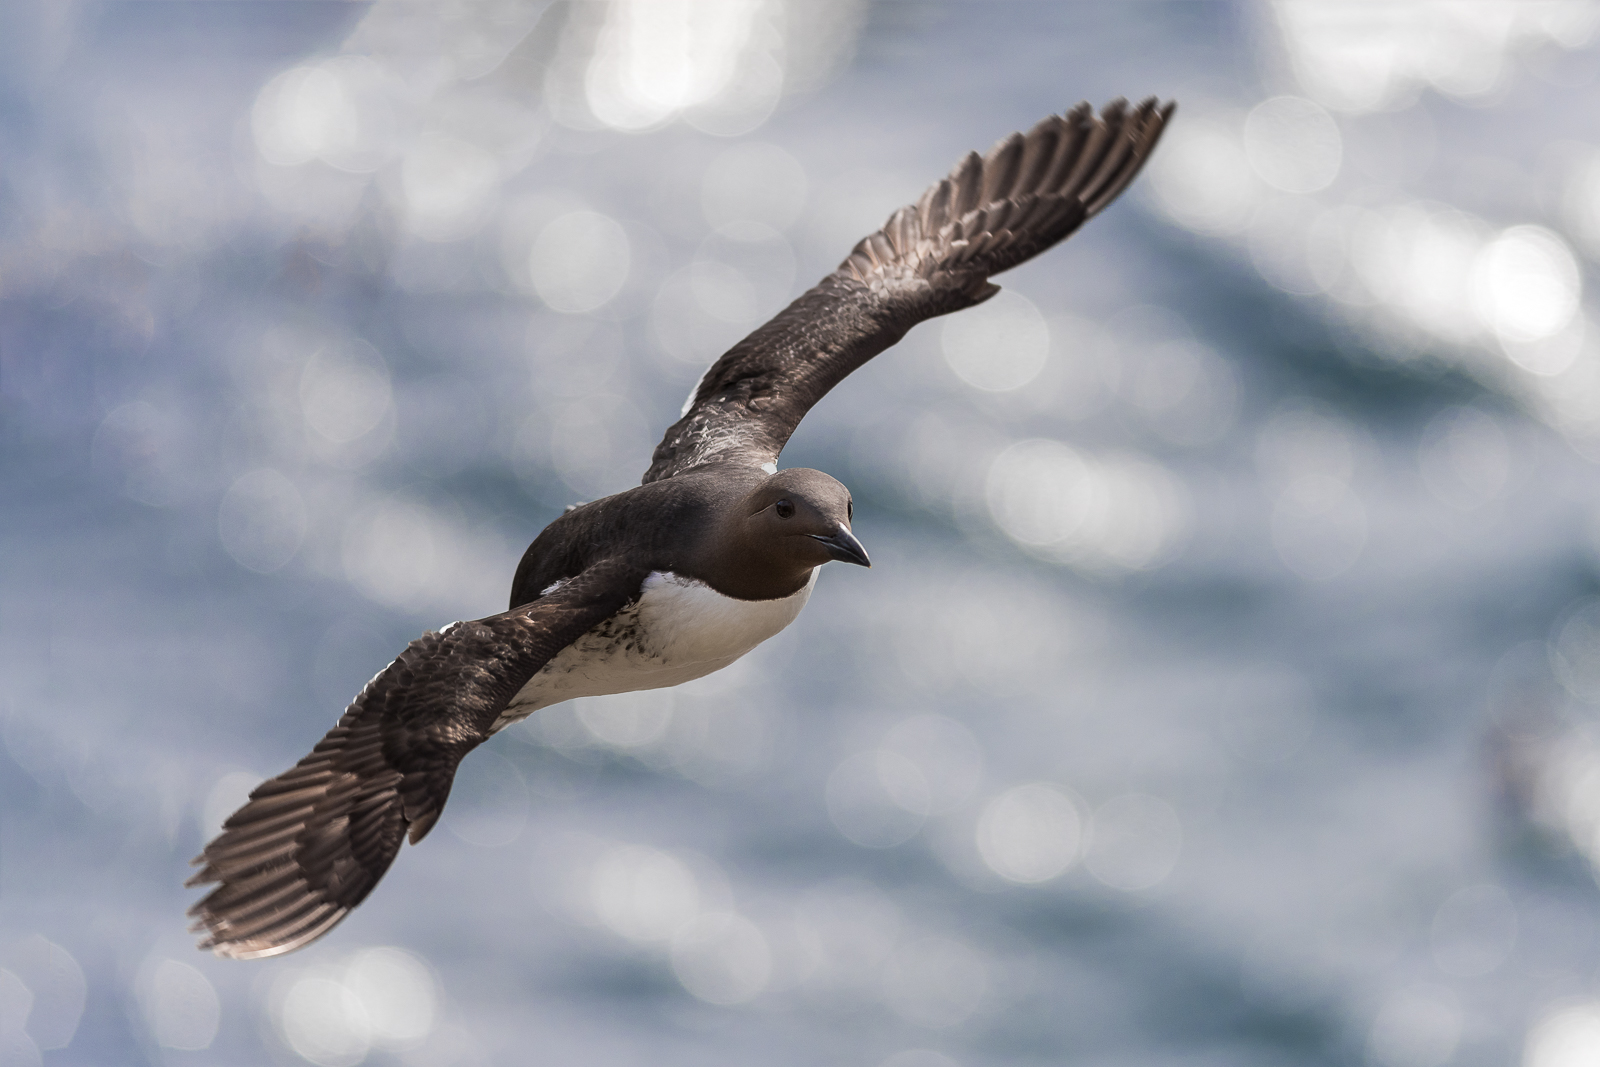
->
[686,513,815,602]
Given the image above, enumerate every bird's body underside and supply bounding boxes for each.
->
[488,568,817,733]
[189,97,1175,960]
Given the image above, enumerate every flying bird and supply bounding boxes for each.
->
[190,97,1175,959]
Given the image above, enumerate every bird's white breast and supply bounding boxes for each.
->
[494,569,816,730]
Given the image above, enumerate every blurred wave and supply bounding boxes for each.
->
[6,2,1600,1065]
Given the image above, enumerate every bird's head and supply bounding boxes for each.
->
[715,468,868,597]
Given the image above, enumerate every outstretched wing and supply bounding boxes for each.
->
[187,558,647,959]
[644,97,1173,484]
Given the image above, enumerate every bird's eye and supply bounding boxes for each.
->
[847,500,853,521]
[774,499,795,519]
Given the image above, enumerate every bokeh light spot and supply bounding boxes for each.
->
[670,912,771,1005]
[1,938,84,1052]
[1272,1,1580,112]
[1270,475,1367,581]
[267,949,437,1064]
[300,342,392,445]
[1550,597,1600,703]
[1473,226,1581,346]
[341,498,437,610]
[343,948,436,1047]
[940,289,1049,393]
[1117,338,1237,446]
[138,959,219,1051]
[1085,794,1182,891]
[547,394,652,497]
[529,211,631,314]
[1244,96,1342,194]
[253,67,358,168]
[0,971,34,1061]
[880,715,983,815]
[1417,407,1508,511]
[585,0,762,131]
[218,469,307,573]
[986,440,1189,574]
[91,402,190,507]
[252,58,397,173]
[1564,149,1600,260]
[976,783,1083,884]
[400,133,500,243]
[276,975,371,1067]
[591,845,700,943]
[1524,1001,1600,1067]
[1146,115,1260,235]
[1366,984,1461,1067]
[826,751,931,848]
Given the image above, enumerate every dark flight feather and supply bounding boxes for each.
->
[642,97,1173,484]
[187,558,647,959]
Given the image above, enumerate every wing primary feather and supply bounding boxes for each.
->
[1057,106,1118,198]
[1085,100,1174,215]
[979,132,1026,205]
[950,151,984,217]
[1081,99,1154,198]
[1041,104,1096,192]
[918,177,953,234]
[1014,117,1063,197]
[642,97,1173,484]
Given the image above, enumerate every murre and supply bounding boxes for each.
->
[189,97,1175,959]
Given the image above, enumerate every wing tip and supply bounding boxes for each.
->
[189,883,355,960]
[1065,95,1176,131]
[193,915,352,960]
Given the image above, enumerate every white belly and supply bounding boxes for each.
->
[493,569,817,730]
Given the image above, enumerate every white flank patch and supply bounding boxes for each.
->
[497,569,818,726]
[636,569,814,665]
[760,461,777,475]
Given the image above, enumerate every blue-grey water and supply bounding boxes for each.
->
[7,3,1600,1065]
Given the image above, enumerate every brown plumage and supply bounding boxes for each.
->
[643,97,1172,483]
[188,560,646,957]
[188,98,1174,960]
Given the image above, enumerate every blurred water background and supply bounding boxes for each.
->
[7,2,1600,1065]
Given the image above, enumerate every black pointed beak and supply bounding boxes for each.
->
[812,524,871,568]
